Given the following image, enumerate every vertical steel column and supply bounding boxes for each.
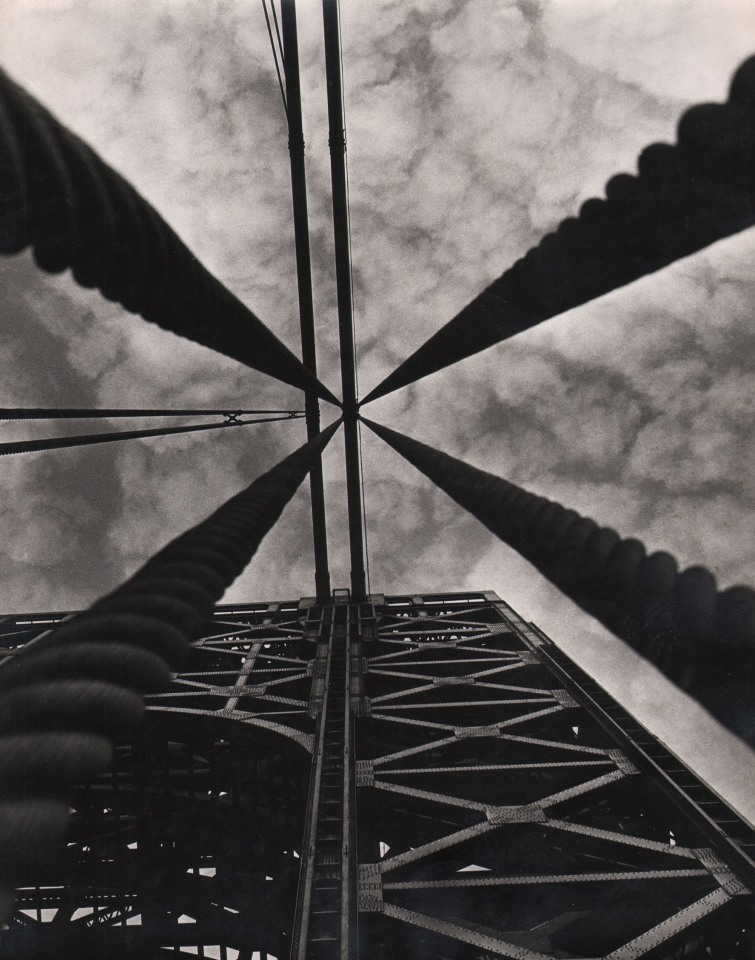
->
[321,0,367,600]
[281,0,332,602]
[291,602,358,959]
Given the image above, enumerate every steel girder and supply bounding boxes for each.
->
[0,593,753,959]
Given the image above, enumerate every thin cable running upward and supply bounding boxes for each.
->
[322,0,366,598]
[336,0,372,596]
[357,419,372,597]
[261,0,288,116]
[0,415,301,457]
[281,0,332,600]
[338,0,359,382]
[270,0,286,72]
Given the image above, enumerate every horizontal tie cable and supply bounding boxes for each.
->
[0,419,340,914]
[0,407,304,420]
[0,69,339,406]
[0,414,303,457]
[362,54,755,404]
[363,417,755,748]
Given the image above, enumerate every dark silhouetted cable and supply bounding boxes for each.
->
[364,417,755,748]
[362,54,755,404]
[270,0,287,73]
[0,414,303,457]
[0,69,339,404]
[262,0,288,116]
[357,419,372,597]
[0,407,304,420]
[322,0,367,599]
[0,420,340,919]
[282,0,331,600]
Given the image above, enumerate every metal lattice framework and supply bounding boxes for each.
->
[0,594,753,958]
[0,1,753,957]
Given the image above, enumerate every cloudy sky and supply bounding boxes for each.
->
[1,0,754,818]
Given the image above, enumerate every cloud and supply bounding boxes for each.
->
[0,248,309,608]
[0,0,753,816]
[545,0,755,102]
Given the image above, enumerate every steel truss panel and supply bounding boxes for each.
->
[0,592,753,959]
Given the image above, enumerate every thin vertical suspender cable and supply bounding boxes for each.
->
[336,0,372,597]
[261,0,288,116]
[280,0,332,600]
[322,0,367,599]
[269,0,286,71]
[357,419,372,597]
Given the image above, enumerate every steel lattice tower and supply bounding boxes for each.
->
[0,2,754,959]
[1,593,753,959]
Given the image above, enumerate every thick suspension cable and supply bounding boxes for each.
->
[0,420,340,920]
[362,55,755,405]
[0,69,338,404]
[0,407,303,420]
[0,414,302,457]
[364,417,755,748]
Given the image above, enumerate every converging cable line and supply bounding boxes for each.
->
[363,416,755,750]
[361,55,755,405]
[261,0,288,116]
[0,408,305,421]
[281,0,332,600]
[0,69,338,404]
[322,0,367,600]
[0,415,303,457]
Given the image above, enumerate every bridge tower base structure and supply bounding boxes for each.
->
[1,591,753,959]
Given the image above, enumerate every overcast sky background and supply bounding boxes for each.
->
[1,0,754,819]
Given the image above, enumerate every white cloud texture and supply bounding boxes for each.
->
[0,0,754,817]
